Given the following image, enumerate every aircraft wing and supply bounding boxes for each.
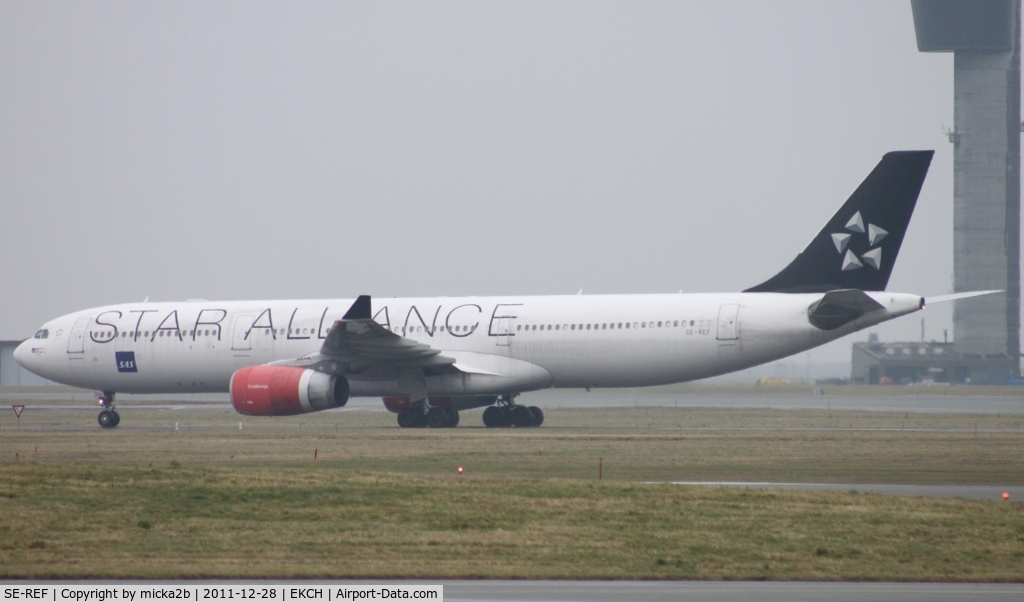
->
[269,295,455,375]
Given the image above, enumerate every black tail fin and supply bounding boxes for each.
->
[745,150,934,293]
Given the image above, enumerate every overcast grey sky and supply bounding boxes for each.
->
[0,2,981,361]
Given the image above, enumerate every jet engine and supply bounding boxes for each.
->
[231,366,349,416]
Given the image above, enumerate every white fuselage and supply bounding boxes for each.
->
[15,292,922,398]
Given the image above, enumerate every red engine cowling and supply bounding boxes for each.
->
[231,366,349,416]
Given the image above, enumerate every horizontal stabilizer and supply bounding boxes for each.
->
[807,289,885,331]
[925,290,1003,305]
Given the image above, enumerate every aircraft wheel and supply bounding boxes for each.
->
[110,411,121,427]
[446,408,460,428]
[427,406,450,428]
[528,406,544,427]
[98,410,117,429]
[397,407,421,429]
[482,406,506,428]
[511,405,533,428]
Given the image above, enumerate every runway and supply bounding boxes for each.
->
[665,482,1023,500]
[4,388,1024,414]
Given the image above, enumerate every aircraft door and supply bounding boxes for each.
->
[490,303,521,348]
[231,314,255,351]
[67,317,91,354]
[495,316,513,346]
[716,304,740,341]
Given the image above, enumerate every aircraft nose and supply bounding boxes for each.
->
[13,339,31,367]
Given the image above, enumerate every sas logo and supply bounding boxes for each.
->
[115,351,138,373]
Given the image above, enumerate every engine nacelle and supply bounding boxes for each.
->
[231,366,349,416]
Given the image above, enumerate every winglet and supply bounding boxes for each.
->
[342,295,372,320]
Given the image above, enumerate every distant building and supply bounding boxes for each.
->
[0,341,55,387]
[912,0,1022,375]
[851,336,1015,385]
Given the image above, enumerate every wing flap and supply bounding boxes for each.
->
[312,296,455,373]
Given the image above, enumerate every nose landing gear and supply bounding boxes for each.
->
[97,392,120,428]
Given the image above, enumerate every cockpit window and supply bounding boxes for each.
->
[33,329,49,339]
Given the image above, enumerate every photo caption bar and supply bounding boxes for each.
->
[2,586,442,602]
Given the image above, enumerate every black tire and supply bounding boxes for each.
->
[511,405,533,428]
[482,406,506,428]
[110,411,121,427]
[397,407,421,428]
[98,410,116,428]
[446,407,460,428]
[427,406,450,428]
[528,406,544,427]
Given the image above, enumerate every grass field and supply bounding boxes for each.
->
[1,402,1023,580]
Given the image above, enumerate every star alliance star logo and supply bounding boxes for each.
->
[831,211,886,271]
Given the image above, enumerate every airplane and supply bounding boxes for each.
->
[14,150,994,429]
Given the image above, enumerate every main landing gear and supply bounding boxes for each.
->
[482,394,543,428]
[397,404,459,428]
[97,391,120,428]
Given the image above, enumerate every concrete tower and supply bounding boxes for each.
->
[912,0,1021,375]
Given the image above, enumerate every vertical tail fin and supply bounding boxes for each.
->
[745,150,934,293]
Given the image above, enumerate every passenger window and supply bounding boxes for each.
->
[555,325,560,330]
[690,320,695,326]
[658,321,662,327]
[571,324,576,330]
[586,324,591,330]
[641,322,646,328]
